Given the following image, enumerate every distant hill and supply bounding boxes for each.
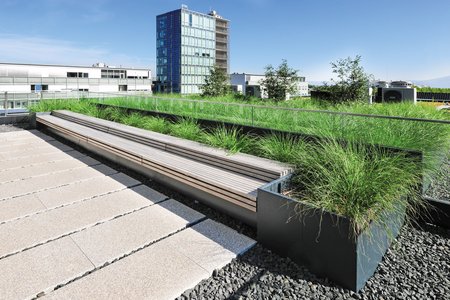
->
[412,75,450,88]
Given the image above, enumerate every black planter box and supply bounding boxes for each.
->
[420,197,450,229]
[257,175,405,292]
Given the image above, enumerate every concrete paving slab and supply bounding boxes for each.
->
[38,172,141,209]
[124,183,168,203]
[0,237,93,300]
[0,150,86,171]
[0,164,117,201]
[71,199,203,267]
[0,139,71,154]
[0,173,140,223]
[0,193,46,224]
[43,219,255,300]
[0,142,73,160]
[0,156,100,184]
[0,130,53,141]
[161,219,257,273]
[0,185,163,258]
[43,240,210,300]
[0,137,55,150]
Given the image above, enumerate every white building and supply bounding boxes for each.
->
[230,73,309,99]
[0,62,152,94]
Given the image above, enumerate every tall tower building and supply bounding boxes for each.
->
[156,5,229,94]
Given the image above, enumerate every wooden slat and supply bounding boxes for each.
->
[52,110,292,179]
[40,116,264,193]
[37,115,263,211]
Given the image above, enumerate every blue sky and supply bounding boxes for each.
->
[1,0,449,82]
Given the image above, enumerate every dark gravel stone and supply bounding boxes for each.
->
[175,224,449,300]
[425,153,450,202]
[0,124,27,133]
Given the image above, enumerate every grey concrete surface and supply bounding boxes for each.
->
[0,173,140,223]
[71,199,204,267]
[0,150,86,171]
[0,156,100,184]
[0,186,159,258]
[44,240,211,300]
[0,164,117,201]
[161,219,257,273]
[0,237,93,300]
[0,130,256,300]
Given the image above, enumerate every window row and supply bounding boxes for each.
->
[181,84,201,94]
[181,12,215,30]
[181,36,215,49]
[67,72,89,78]
[181,66,211,76]
[181,55,214,66]
[182,75,208,85]
[181,26,215,40]
[182,46,215,57]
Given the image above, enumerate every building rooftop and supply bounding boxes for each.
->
[0,62,150,71]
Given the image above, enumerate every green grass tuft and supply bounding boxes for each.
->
[257,134,307,163]
[203,125,254,154]
[290,140,423,234]
[141,116,171,134]
[169,118,203,141]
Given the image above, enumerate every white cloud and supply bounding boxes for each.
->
[0,34,153,69]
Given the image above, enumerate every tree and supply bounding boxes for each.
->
[328,55,373,103]
[260,59,300,102]
[200,65,230,97]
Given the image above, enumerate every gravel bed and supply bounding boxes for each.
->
[425,154,450,202]
[179,224,449,300]
[0,123,27,133]
[40,129,449,299]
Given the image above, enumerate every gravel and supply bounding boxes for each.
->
[178,224,449,300]
[425,154,450,202]
[35,128,450,299]
[0,123,27,133]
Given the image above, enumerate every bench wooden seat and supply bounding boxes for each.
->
[51,110,291,182]
[37,111,292,225]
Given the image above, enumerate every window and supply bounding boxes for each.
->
[67,72,88,78]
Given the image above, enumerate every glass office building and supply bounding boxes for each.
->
[156,6,229,94]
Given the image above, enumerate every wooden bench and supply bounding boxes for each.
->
[37,111,292,226]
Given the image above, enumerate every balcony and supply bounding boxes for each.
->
[216,55,228,61]
[216,45,228,52]
[216,22,228,29]
[216,37,228,44]
[216,28,228,35]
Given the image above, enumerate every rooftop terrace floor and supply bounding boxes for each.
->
[0,128,255,299]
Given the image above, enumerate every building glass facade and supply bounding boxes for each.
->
[157,7,227,94]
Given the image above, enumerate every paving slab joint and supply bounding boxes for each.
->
[0,170,120,203]
[31,214,207,300]
[0,184,143,226]
[0,201,159,261]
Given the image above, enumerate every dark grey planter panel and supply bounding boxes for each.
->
[257,175,405,292]
[420,197,450,229]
